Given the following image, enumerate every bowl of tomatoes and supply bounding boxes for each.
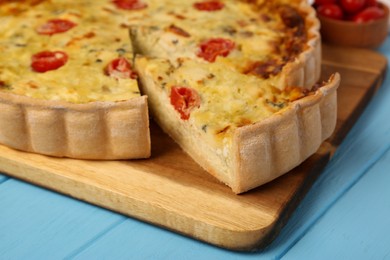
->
[313,0,389,48]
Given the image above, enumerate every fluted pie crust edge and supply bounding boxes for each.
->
[0,93,150,159]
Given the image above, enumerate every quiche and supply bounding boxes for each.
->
[0,0,340,193]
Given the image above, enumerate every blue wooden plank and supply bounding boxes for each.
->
[0,179,126,259]
[0,174,8,184]
[282,146,390,259]
[71,218,265,260]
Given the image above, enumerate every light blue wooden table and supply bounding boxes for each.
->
[1,37,390,259]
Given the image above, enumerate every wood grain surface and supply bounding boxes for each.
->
[0,44,387,251]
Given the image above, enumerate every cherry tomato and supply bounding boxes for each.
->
[314,0,337,6]
[105,57,137,79]
[365,0,378,6]
[197,38,235,62]
[36,19,76,35]
[112,0,147,10]
[193,1,225,11]
[31,51,68,73]
[340,0,366,14]
[170,86,201,120]
[352,6,385,22]
[317,4,344,19]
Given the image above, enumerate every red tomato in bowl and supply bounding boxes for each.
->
[314,0,337,6]
[317,4,344,19]
[340,0,366,14]
[352,6,386,22]
[366,0,378,6]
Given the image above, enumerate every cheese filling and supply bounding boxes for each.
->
[0,0,140,103]
[129,0,307,77]
[0,0,309,105]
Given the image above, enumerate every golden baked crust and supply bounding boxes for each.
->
[278,1,322,90]
[0,92,150,159]
[231,74,339,193]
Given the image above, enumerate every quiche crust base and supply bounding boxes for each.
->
[0,92,150,159]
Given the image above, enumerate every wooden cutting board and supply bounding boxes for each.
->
[0,44,387,251]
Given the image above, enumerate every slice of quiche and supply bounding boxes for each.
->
[0,0,150,159]
[131,0,340,193]
[135,57,339,193]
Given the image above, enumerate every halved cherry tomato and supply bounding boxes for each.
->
[31,51,68,73]
[105,57,137,79]
[193,1,225,11]
[36,19,76,35]
[317,4,344,19]
[352,6,385,22]
[170,86,201,120]
[340,0,366,14]
[112,0,147,10]
[197,38,235,62]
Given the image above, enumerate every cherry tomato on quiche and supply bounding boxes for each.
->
[352,6,386,22]
[105,57,138,79]
[317,4,344,19]
[193,1,225,11]
[197,38,235,62]
[112,0,147,10]
[36,19,76,35]
[170,86,201,120]
[340,0,366,14]
[31,51,68,73]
